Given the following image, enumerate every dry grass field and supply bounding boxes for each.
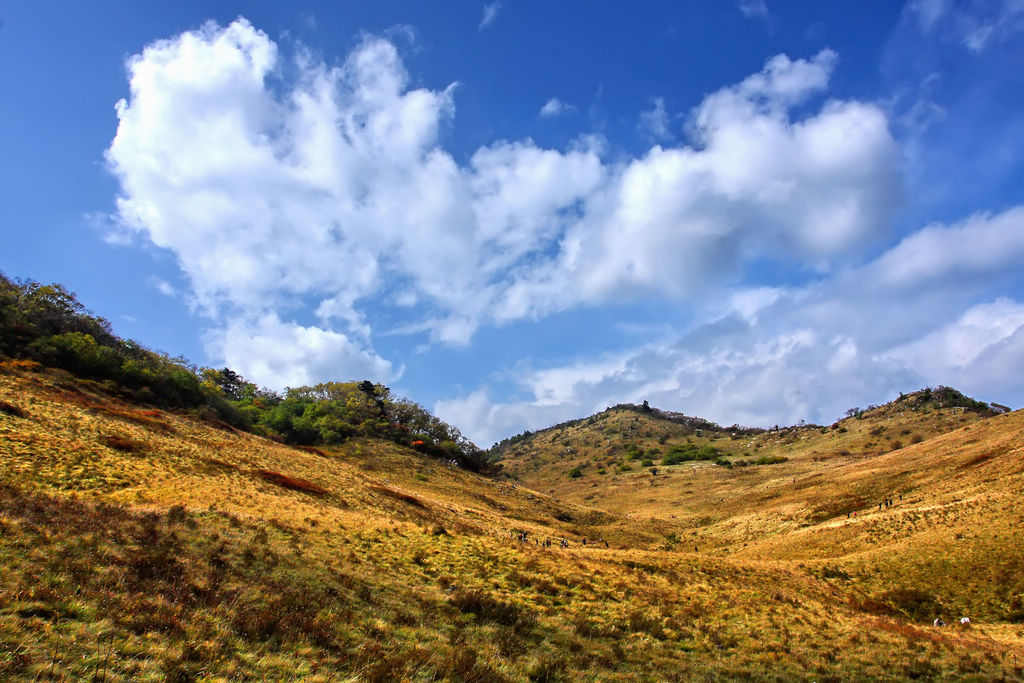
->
[2,363,1023,680]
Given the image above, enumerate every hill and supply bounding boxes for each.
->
[1,276,1023,680]
[1,361,1022,680]
[491,389,1005,517]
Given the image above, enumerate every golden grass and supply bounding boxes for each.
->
[1,366,1023,680]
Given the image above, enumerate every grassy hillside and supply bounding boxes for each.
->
[492,390,1002,516]
[3,364,1024,680]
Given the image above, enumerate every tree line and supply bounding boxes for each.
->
[0,273,486,470]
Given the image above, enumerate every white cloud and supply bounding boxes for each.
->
[906,0,1024,52]
[637,97,671,140]
[107,21,902,390]
[865,207,1024,290]
[205,313,394,390]
[149,277,177,298]
[539,97,572,117]
[441,206,1024,444]
[480,2,502,30]
[495,49,899,318]
[887,298,1024,373]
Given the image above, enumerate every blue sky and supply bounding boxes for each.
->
[2,1,1023,445]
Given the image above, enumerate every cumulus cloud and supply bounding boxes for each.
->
[865,207,1024,290]
[107,20,903,391]
[440,206,1024,445]
[205,313,394,390]
[495,49,900,319]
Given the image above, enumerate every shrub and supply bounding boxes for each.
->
[662,443,718,465]
[752,455,788,465]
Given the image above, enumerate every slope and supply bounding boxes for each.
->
[2,364,1023,680]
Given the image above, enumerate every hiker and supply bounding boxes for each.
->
[582,538,587,546]
[604,540,609,548]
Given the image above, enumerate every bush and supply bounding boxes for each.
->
[568,467,583,479]
[752,455,788,465]
[662,443,718,465]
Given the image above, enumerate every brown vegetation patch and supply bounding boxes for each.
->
[959,449,1002,469]
[809,496,869,523]
[200,457,238,473]
[293,444,328,456]
[0,399,27,418]
[371,485,426,508]
[0,359,43,372]
[99,433,146,453]
[874,588,943,623]
[80,399,175,433]
[255,469,328,495]
[448,589,536,630]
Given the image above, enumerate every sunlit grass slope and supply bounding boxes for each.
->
[2,364,1023,680]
